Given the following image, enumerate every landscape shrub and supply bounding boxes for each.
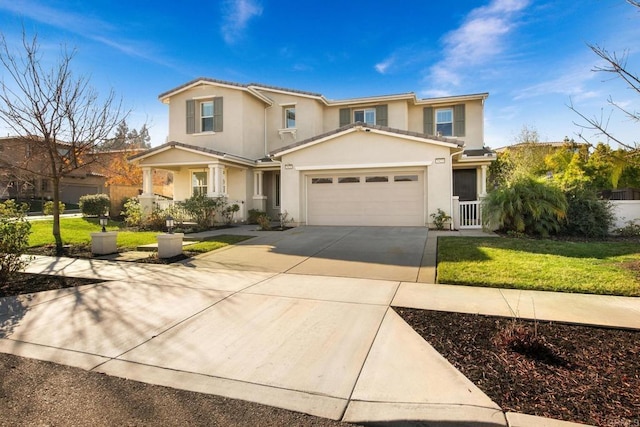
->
[221,203,240,225]
[179,194,223,229]
[43,200,65,216]
[256,214,271,231]
[121,197,143,227]
[430,208,451,230]
[482,177,567,237]
[247,209,265,224]
[79,194,110,217]
[561,188,614,238]
[0,200,32,284]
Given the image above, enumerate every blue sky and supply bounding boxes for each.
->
[0,0,638,149]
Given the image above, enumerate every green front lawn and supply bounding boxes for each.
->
[28,218,252,252]
[29,217,159,249]
[437,237,640,296]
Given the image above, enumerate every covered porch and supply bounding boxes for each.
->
[130,142,279,222]
[451,148,495,230]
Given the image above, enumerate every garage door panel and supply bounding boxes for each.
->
[307,171,425,226]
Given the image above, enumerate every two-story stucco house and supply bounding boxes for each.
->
[130,78,495,228]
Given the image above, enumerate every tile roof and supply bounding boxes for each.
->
[128,140,254,164]
[270,122,462,156]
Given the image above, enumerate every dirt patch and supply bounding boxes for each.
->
[396,308,640,426]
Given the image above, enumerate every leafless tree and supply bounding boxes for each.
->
[0,31,127,253]
[569,0,639,152]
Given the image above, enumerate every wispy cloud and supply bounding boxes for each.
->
[424,0,529,92]
[0,0,169,66]
[220,0,263,45]
[374,56,394,74]
[514,59,600,102]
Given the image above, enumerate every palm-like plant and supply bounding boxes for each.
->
[482,177,568,237]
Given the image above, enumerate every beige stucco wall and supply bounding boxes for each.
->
[322,99,409,132]
[279,130,454,226]
[255,89,325,154]
[407,99,484,149]
[166,85,265,159]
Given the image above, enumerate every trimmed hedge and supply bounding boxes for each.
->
[79,193,110,216]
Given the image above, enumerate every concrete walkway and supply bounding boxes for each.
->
[1,229,638,426]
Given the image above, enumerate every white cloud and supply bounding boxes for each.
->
[514,60,600,101]
[221,0,263,45]
[374,56,394,74]
[425,0,529,90]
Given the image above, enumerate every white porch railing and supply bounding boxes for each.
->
[459,200,482,229]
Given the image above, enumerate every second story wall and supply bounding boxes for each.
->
[167,83,266,159]
[407,98,485,148]
[256,89,325,154]
[322,99,409,133]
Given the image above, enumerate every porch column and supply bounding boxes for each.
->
[480,165,488,196]
[253,170,267,211]
[207,164,216,197]
[254,170,264,197]
[214,164,226,196]
[141,167,153,196]
[139,166,155,219]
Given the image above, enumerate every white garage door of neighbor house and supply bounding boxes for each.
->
[306,171,425,226]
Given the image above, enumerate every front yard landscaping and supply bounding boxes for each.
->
[26,217,252,256]
[437,236,640,296]
[398,308,640,426]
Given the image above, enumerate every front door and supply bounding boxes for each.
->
[453,169,477,201]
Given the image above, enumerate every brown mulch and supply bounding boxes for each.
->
[1,273,102,298]
[396,308,640,426]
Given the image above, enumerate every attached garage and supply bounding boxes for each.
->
[272,123,461,228]
[306,170,425,226]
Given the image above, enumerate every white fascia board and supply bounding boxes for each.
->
[414,93,489,105]
[159,80,272,105]
[369,128,460,148]
[295,161,432,171]
[325,93,416,107]
[272,127,358,157]
[248,85,324,102]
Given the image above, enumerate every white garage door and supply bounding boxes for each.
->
[307,170,425,226]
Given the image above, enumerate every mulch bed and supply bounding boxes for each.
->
[396,308,640,426]
[1,273,103,298]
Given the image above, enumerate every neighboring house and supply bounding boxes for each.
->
[130,78,496,228]
[0,136,107,205]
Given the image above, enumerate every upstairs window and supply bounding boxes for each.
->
[284,106,296,129]
[354,108,376,125]
[436,108,453,137]
[201,101,214,132]
[187,97,223,134]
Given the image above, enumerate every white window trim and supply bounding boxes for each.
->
[191,170,208,196]
[273,172,281,208]
[353,108,376,125]
[435,107,454,137]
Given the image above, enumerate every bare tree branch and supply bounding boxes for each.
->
[0,30,129,252]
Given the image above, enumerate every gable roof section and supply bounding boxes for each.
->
[159,77,489,108]
[270,122,462,158]
[128,141,255,166]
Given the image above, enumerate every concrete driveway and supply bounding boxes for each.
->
[187,226,431,282]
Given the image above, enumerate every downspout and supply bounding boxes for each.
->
[264,104,273,157]
[449,148,465,230]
